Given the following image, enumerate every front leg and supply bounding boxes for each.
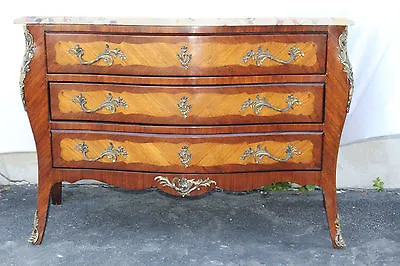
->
[28,182,52,245]
[322,182,346,248]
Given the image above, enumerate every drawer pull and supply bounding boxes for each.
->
[241,144,301,163]
[154,176,216,197]
[177,96,191,118]
[72,93,128,113]
[68,44,127,66]
[177,45,192,69]
[73,141,128,162]
[242,45,304,66]
[240,94,301,114]
[177,145,192,168]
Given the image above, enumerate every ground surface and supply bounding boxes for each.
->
[0,185,399,265]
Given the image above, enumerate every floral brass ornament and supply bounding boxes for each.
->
[28,210,39,244]
[177,45,192,69]
[73,141,128,162]
[242,45,304,66]
[177,145,192,168]
[241,144,301,163]
[68,43,127,66]
[154,176,216,197]
[72,93,128,113]
[240,94,301,114]
[335,214,346,248]
[338,27,354,113]
[20,26,35,111]
[177,96,191,118]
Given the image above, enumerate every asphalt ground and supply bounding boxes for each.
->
[1,185,399,265]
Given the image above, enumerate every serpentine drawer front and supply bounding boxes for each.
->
[51,131,323,172]
[46,33,327,76]
[50,82,324,124]
[17,17,353,248]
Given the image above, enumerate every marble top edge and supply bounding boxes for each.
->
[14,16,353,26]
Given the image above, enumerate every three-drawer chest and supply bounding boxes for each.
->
[16,17,353,248]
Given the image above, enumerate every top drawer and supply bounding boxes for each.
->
[46,33,327,76]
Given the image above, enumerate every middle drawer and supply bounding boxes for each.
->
[50,83,324,125]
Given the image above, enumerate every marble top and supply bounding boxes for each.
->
[14,17,353,26]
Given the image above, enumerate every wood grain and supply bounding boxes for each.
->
[24,25,57,245]
[52,131,323,173]
[50,82,324,124]
[46,33,327,75]
[47,73,327,85]
[44,24,329,34]
[321,26,349,248]
[22,24,350,248]
[52,168,322,197]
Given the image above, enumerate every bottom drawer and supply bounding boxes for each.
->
[51,130,322,173]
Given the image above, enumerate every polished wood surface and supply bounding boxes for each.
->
[23,23,350,248]
[48,73,326,85]
[53,168,322,197]
[50,121,324,134]
[320,25,349,248]
[52,131,322,172]
[50,82,324,124]
[46,33,327,75]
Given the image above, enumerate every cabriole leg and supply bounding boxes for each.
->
[322,186,346,248]
[28,183,52,245]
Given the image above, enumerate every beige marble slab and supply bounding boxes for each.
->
[14,16,353,25]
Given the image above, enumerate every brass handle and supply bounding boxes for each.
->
[240,144,301,163]
[71,93,128,113]
[242,45,304,66]
[73,141,128,162]
[177,96,191,118]
[154,176,216,197]
[177,45,192,69]
[177,145,192,168]
[240,94,301,114]
[68,44,127,65]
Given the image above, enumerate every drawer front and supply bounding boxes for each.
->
[46,33,327,76]
[50,83,324,125]
[52,131,322,173]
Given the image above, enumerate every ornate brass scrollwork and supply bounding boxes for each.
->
[177,145,192,168]
[28,210,39,244]
[241,144,301,163]
[242,45,304,66]
[338,27,354,113]
[68,44,127,66]
[240,94,301,114]
[71,93,128,113]
[177,96,191,118]
[177,45,192,69]
[73,141,128,162]
[20,26,34,111]
[335,214,346,248]
[154,176,216,197]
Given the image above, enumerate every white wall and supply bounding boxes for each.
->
[0,1,399,157]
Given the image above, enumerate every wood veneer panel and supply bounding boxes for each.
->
[47,73,327,85]
[53,168,322,197]
[51,130,323,173]
[320,25,350,248]
[50,82,324,125]
[46,33,327,76]
[50,121,324,134]
[44,24,329,34]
